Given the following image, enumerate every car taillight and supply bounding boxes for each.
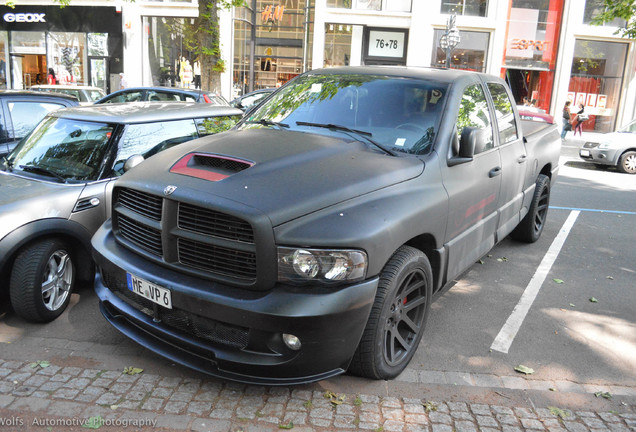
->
[203,94,211,103]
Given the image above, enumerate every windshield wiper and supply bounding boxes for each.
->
[296,121,396,156]
[246,119,289,130]
[19,165,67,183]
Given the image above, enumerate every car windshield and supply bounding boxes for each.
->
[619,120,636,133]
[6,117,114,183]
[241,73,448,155]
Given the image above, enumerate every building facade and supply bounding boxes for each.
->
[1,1,633,132]
[229,0,635,132]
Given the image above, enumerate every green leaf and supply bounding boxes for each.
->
[323,390,345,405]
[594,391,612,400]
[278,421,294,429]
[514,365,535,375]
[589,297,598,303]
[496,257,508,262]
[569,303,575,307]
[122,367,144,375]
[82,416,103,429]
[29,360,51,369]
[478,259,485,265]
[553,278,564,284]
[606,276,614,280]
[548,406,570,419]
[549,388,557,392]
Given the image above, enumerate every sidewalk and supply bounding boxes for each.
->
[1,357,634,431]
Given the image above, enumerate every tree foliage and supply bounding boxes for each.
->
[590,0,636,39]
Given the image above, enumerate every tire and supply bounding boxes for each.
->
[618,151,636,174]
[9,239,75,323]
[349,246,432,380]
[511,174,550,243]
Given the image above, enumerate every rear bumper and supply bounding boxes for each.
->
[92,222,378,385]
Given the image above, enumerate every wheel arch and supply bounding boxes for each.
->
[0,219,94,291]
[403,233,444,293]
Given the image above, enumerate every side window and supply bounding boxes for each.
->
[183,95,197,102]
[102,91,143,103]
[487,83,519,145]
[148,91,180,102]
[8,102,66,140]
[457,84,494,154]
[112,119,198,175]
[195,115,242,136]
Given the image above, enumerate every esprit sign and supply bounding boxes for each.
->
[3,13,46,23]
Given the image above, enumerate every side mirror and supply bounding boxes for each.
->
[123,154,145,172]
[448,126,487,166]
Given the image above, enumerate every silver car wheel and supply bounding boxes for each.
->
[41,251,73,311]
[621,152,636,174]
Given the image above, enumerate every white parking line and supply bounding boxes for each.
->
[490,210,580,354]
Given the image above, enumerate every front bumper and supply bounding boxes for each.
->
[579,147,620,166]
[92,221,378,385]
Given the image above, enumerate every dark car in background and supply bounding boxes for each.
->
[230,88,275,112]
[96,87,229,106]
[0,102,242,323]
[0,90,79,158]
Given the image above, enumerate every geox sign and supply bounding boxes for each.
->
[3,13,46,23]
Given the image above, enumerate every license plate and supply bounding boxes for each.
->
[580,149,591,157]
[127,273,172,309]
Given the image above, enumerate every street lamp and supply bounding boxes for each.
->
[439,14,461,69]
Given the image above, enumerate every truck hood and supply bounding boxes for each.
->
[0,171,82,238]
[124,129,425,226]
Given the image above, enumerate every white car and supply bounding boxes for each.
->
[579,119,636,174]
[29,85,106,105]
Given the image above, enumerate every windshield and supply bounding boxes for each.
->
[241,73,448,155]
[7,117,114,182]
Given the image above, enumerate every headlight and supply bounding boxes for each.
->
[277,247,367,284]
[598,141,612,150]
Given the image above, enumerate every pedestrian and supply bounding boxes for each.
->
[119,72,128,90]
[47,68,56,85]
[561,100,572,139]
[574,103,586,136]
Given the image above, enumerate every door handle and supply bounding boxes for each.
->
[518,154,528,163]
[489,167,502,178]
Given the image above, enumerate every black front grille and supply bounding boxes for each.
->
[178,203,254,243]
[117,214,163,256]
[178,238,257,280]
[102,269,249,349]
[118,188,163,221]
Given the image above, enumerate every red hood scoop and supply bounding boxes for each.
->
[170,153,254,182]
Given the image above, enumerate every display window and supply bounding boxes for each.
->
[47,32,87,85]
[431,29,489,72]
[502,0,563,113]
[327,0,412,12]
[0,31,8,89]
[568,39,628,133]
[232,1,314,96]
[441,0,488,17]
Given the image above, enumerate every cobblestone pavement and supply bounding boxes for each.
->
[1,358,635,432]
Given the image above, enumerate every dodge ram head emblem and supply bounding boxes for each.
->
[164,185,177,196]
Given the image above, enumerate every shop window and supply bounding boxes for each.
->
[87,33,108,57]
[0,32,8,89]
[10,31,46,54]
[568,39,628,133]
[324,24,363,67]
[327,0,412,12]
[583,0,627,27]
[47,33,87,86]
[431,29,489,72]
[441,0,488,17]
[142,17,195,87]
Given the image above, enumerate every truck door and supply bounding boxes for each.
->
[442,83,502,282]
[486,82,527,240]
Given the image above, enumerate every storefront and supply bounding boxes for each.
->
[501,0,564,113]
[232,0,314,98]
[0,5,122,92]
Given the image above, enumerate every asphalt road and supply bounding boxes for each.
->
[1,136,634,405]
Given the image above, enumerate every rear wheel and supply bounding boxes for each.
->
[511,174,550,243]
[9,239,75,322]
[618,151,636,174]
[349,246,432,379]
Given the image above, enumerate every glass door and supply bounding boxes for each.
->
[89,57,108,92]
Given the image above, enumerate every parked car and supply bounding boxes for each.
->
[96,87,229,106]
[0,90,79,158]
[230,88,275,112]
[92,66,561,384]
[579,119,636,174]
[29,85,106,105]
[0,102,243,322]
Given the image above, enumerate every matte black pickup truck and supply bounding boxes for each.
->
[92,67,561,385]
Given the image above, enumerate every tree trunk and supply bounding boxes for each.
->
[197,0,222,93]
